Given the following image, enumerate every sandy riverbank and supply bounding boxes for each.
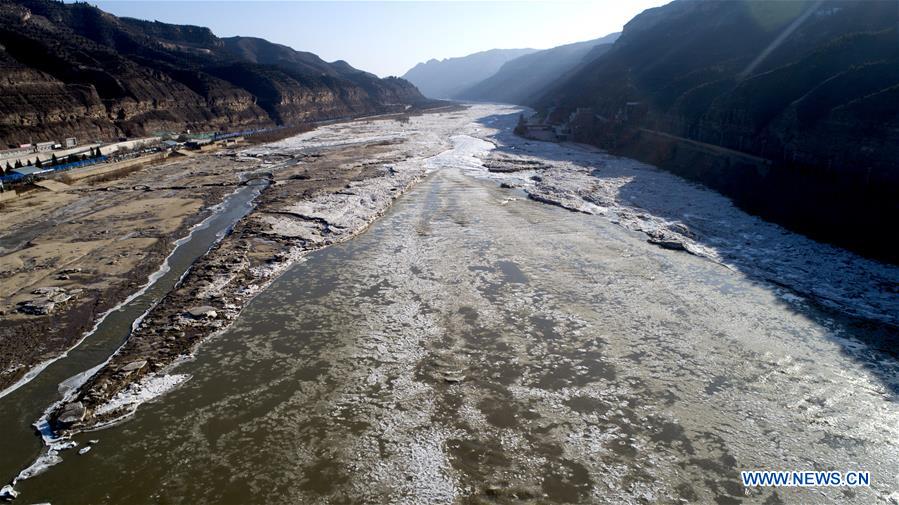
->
[0,152,249,393]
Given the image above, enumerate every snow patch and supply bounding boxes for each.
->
[94,373,191,418]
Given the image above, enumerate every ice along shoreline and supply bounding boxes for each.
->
[37,106,473,449]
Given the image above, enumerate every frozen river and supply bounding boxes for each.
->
[5,105,898,504]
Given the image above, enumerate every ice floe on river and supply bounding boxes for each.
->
[465,104,899,330]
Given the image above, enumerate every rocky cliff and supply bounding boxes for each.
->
[540,1,899,183]
[0,0,426,146]
[533,0,899,261]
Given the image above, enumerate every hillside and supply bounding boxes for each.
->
[401,48,536,99]
[457,32,619,105]
[532,0,899,261]
[539,0,899,183]
[0,0,425,146]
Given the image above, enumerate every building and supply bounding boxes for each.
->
[65,137,77,148]
[11,166,45,177]
[568,108,595,127]
[622,101,648,123]
[185,138,213,150]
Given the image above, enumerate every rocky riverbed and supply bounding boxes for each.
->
[0,152,246,395]
[44,107,480,434]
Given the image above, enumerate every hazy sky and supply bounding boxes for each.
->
[90,1,669,77]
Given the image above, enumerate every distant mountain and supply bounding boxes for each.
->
[402,48,537,99]
[531,0,899,261]
[458,33,620,105]
[0,0,426,146]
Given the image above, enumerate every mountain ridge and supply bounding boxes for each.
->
[457,32,620,105]
[401,47,537,99]
[0,0,426,146]
[529,0,899,261]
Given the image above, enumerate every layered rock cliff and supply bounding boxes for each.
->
[0,0,425,146]
[533,0,899,261]
[539,1,899,183]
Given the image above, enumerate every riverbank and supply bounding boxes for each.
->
[0,104,460,397]
[0,152,250,394]
[39,106,484,436]
[7,124,897,504]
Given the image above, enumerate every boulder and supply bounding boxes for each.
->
[17,298,56,315]
[58,401,86,425]
[648,238,687,251]
[17,287,82,315]
[185,306,218,319]
[120,360,148,373]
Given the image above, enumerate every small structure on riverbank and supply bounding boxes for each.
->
[10,166,44,178]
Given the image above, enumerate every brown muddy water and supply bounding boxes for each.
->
[0,181,266,487]
[6,167,897,504]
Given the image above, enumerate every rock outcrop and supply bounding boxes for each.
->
[540,1,899,182]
